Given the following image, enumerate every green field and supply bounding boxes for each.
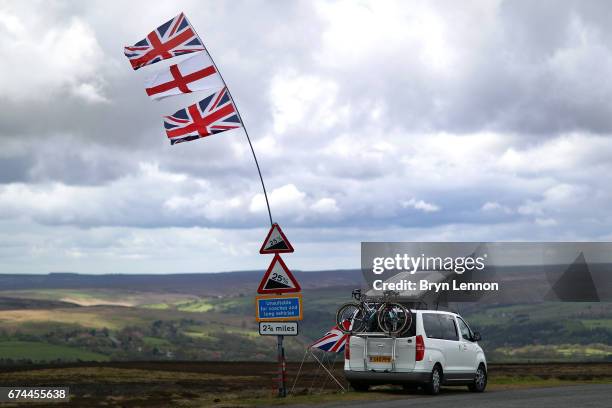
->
[140,303,170,310]
[0,289,195,307]
[175,299,215,313]
[141,336,171,347]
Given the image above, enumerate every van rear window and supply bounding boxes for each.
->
[364,310,416,337]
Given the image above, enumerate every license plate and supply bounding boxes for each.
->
[369,355,392,363]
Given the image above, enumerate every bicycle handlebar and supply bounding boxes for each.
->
[351,289,400,303]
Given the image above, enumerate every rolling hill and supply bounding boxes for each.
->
[0,270,609,363]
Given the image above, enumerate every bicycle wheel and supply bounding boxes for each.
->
[336,303,367,333]
[377,302,409,336]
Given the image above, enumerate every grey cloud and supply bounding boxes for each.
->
[320,0,612,136]
[0,156,32,183]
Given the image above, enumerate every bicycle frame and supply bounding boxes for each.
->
[340,289,410,335]
[361,302,380,331]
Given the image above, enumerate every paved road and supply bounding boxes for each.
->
[292,384,612,408]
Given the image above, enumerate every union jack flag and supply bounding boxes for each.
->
[163,87,242,145]
[310,320,351,353]
[124,13,205,70]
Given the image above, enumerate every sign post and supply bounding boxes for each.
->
[256,223,299,398]
[277,335,286,397]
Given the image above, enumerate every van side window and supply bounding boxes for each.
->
[457,317,473,341]
[422,313,443,339]
[440,314,459,341]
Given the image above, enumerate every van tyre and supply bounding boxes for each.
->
[425,365,442,395]
[349,382,369,392]
[469,364,487,392]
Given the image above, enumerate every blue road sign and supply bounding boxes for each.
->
[255,294,302,321]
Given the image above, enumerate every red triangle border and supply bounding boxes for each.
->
[257,254,301,294]
[259,223,294,254]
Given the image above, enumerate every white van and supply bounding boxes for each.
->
[344,310,487,395]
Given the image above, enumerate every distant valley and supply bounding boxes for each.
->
[0,270,609,363]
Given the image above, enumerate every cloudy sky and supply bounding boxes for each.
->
[1,0,611,274]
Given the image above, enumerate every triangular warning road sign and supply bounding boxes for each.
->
[257,254,301,294]
[260,223,294,254]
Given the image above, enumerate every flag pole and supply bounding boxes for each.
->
[188,19,274,227]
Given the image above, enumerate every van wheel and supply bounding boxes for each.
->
[425,365,442,395]
[468,364,487,392]
[349,382,369,392]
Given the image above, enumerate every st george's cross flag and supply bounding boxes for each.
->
[163,87,241,145]
[124,13,204,70]
[144,52,224,100]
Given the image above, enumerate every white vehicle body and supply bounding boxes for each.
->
[344,310,487,392]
